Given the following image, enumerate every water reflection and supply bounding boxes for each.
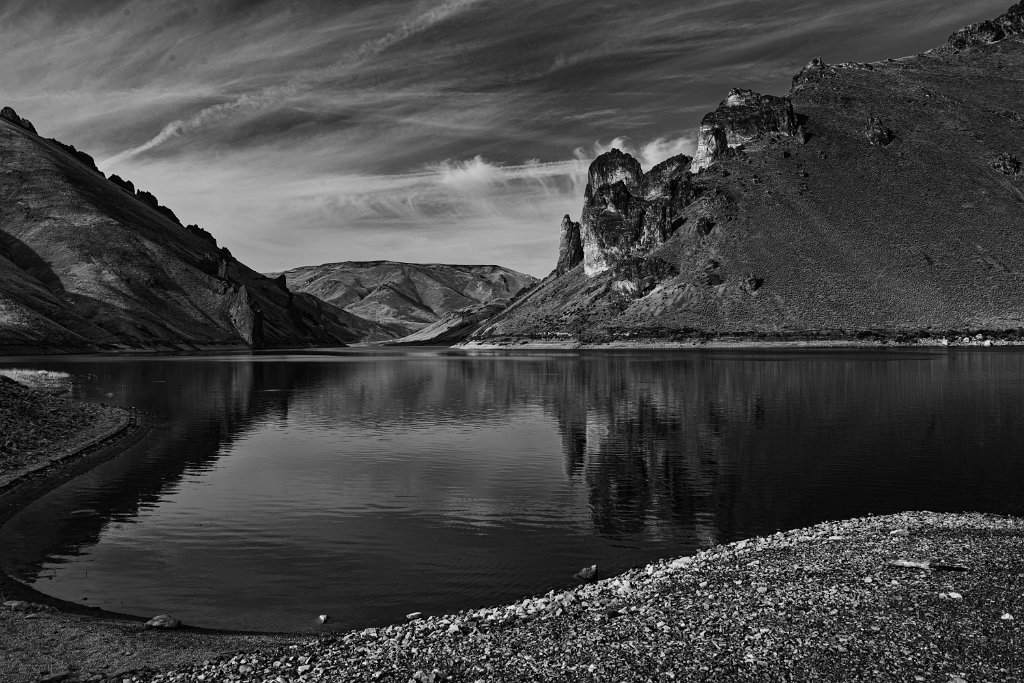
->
[0,349,1023,631]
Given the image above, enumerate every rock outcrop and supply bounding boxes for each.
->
[555,215,583,276]
[578,150,701,277]
[948,1,1024,49]
[469,3,1024,344]
[0,107,36,134]
[865,116,895,146]
[691,89,800,172]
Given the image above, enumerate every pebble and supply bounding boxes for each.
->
[144,615,181,629]
[88,512,1024,683]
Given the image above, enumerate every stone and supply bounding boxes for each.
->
[866,116,895,146]
[144,614,181,629]
[991,153,1022,176]
[318,614,329,623]
[574,564,598,582]
[3,600,30,611]
[406,611,423,621]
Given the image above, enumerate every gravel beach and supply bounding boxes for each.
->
[1,378,1022,682]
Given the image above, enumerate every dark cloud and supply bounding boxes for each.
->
[0,0,1008,275]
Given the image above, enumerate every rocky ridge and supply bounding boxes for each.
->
[472,2,1024,344]
[0,109,390,351]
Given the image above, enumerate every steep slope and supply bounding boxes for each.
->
[387,301,510,344]
[270,261,537,336]
[474,3,1024,344]
[0,111,391,352]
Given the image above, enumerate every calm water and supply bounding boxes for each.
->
[1,348,1023,632]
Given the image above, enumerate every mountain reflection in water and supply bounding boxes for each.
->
[0,348,1022,631]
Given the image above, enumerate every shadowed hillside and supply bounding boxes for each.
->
[270,261,537,336]
[0,111,391,351]
[473,4,1024,343]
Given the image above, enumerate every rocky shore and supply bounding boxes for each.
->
[459,332,1022,351]
[1,378,1022,682]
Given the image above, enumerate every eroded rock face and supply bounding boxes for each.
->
[641,154,692,199]
[0,106,36,134]
[948,2,1024,49]
[226,284,265,349]
[578,150,701,277]
[692,89,798,172]
[587,148,642,195]
[555,215,583,276]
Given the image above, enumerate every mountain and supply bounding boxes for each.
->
[0,108,390,352]
[269,261,537,336]
[471,3,1024,344]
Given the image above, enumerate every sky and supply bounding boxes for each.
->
[0,0,1009,276]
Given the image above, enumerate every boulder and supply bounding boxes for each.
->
[144,614,181,629]
[574,564,598,582]
[866,116,895,146]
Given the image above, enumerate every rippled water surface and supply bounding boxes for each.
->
[1,347,1023,631]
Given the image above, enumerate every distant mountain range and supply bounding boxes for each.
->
[472,3,1024,344]
[267,261,536,338]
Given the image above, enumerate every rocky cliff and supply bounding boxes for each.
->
[270,261,537,336]
[0,110,389,352]
[472,3,1024,344]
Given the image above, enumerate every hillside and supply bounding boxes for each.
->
[0,110,391,352]
[270,261,537,336]
[472,3,1024,344]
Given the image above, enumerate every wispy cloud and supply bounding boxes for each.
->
[0,0,1010,276]
[102,0,486,165]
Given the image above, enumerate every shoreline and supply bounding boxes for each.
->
[458,335,1022,351]
[2,332,1021,357]
[1,385,1022,681]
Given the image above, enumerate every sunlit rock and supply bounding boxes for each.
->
[691,89,799,172]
